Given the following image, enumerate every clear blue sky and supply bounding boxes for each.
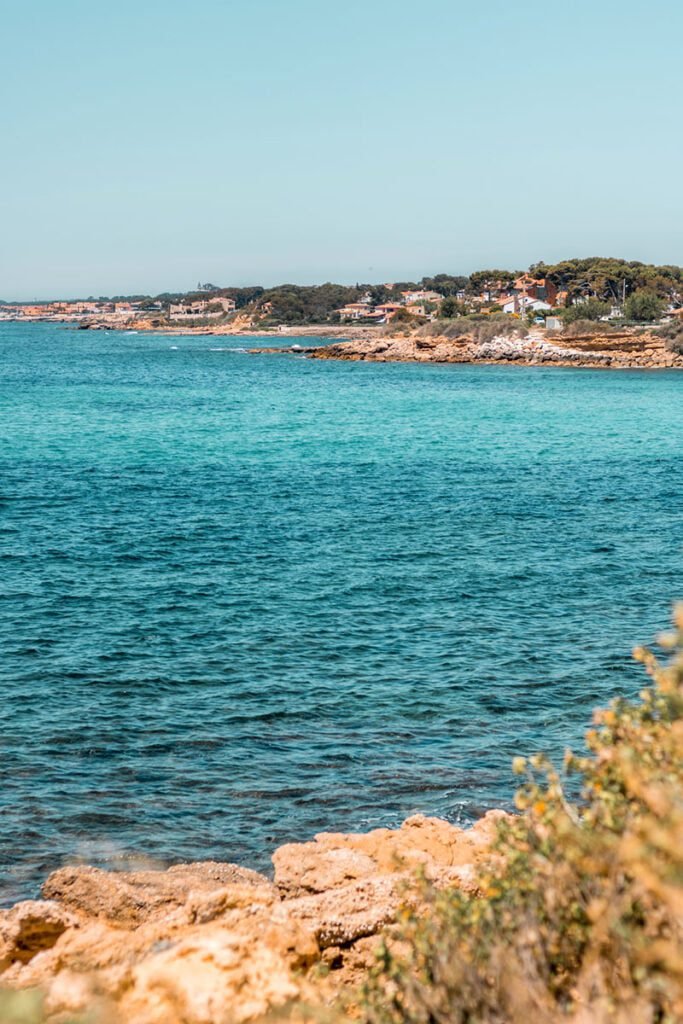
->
[2,0,682,298]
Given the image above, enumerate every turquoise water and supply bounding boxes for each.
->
[1,323,681,903]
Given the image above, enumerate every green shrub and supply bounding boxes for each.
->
[417,315,528,344]
[359,607,683,1024]
[624,290,666,323]
[562,300,611,324]
[563,319,614,338]
[658,319,683,355]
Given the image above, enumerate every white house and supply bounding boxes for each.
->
[501,296,552,315]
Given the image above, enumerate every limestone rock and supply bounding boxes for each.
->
[273,811,508,896]
[118,917,319,1024]
[42,861,274,926]
[0,814,507,1022]
[0,901,79,972]
[284,875,405,947]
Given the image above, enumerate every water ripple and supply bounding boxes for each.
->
[0,324,681,903]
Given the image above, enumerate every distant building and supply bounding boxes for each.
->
[338,303,375,321]
[169,297,236,320]
[513,276,558,306]
[374,303,404,321]
[401,290,443,305]
[501,295,552,315]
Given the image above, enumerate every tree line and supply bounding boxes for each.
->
[87,258,683,325]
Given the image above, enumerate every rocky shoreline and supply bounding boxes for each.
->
[256,327,683,370]
[78,319,382,342]
[54,317,683,368]
[0,812,506,1023]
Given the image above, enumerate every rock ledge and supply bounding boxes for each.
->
[0,812,508,1023]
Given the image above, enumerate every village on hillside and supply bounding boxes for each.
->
[2,259,683,330]
[336,275,567,325]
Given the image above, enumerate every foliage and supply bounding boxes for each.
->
[561,299,610,324]
[389,307,426,333]
[253,283,362,325]
[358,606,683,1024]
[658,319,683,355]
[472,316,527,344]
[467,269,518,294]
[563,319,614,338]
[420,274,468,297]
[623,290,666,323]
[439,297,469,318]
[418,315,527,343]
[535,257,683,305]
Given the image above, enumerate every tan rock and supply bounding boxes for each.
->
[0,901,79,971]
[273,811,508,896]
[284,876,405,947]
[42,861,274,926]
[0,814,507,1022]
[117,914,320,1024]
[12,903,319,1024]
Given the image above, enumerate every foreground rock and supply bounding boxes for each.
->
[0,813,508,1023]
[273,811,506,897]
[41,861,273,926]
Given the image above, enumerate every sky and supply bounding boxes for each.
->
[1,0,682,299]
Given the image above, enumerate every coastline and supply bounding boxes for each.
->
[250,326,683,371]
[7,317,682,370]
[0,811,505,1022]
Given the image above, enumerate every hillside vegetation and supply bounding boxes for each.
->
[103,258,683,326]
[219,258,682,325]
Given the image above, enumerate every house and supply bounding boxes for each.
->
[338,303,375,321]
[374,303,404,320]
[501,296,552,315]
[513,276,558,306]
[169,297,236,320]
[401,290,443,305]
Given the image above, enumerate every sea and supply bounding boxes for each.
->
[1,322,681,903]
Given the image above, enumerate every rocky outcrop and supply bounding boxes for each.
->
[0,902,79,972]
[302,327,683,369]
[273,811,506,897]
[0,813,509,1023]
[41,861,273,926]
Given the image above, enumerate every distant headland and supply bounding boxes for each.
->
[3,257,682,369]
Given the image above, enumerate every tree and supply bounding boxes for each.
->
[538,257,683,306]
[467,269,518,294]
[562,299,610,323]
[623,289,666,322]
[420,274,469,297]
[439,297,468,318]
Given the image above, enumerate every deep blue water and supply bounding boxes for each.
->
[1,323,681,903]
